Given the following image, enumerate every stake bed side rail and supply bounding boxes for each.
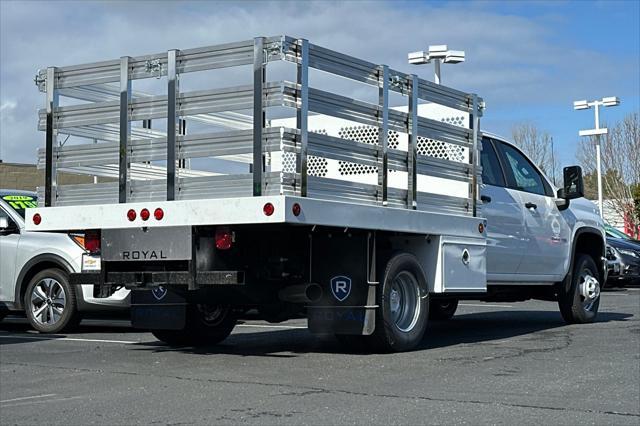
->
[33,35,483,221]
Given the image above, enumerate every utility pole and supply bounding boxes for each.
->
[574,97,620,216]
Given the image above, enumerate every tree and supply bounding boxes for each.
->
[511,123,560,185]
[582,169,623,200]
[576,112,640,231]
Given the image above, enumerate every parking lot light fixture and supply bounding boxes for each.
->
[573,100,589,110]
[574,96,621,216]
[408,45,465,84]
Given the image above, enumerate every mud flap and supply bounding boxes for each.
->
[307,231,377,335]
[130,287,187,330]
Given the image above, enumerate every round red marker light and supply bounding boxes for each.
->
[478,222,485,234]
[263,202,275,216]
[33,213,41,225]
[154,208,164,220]
[127,209,136,221]
[292,203,301,216]
[140,208,150,221]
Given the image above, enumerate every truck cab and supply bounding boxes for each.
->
[480,134,604,284]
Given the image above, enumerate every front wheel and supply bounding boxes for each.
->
[152,304,236,346]
[371,253,429,352]
[558,254,601,324]
[24,268,80,333]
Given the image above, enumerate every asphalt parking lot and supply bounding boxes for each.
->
[1,288,639,425]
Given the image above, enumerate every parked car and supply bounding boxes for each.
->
[605,224,640,286]
[0,190,130,332]
[605,244,622,284]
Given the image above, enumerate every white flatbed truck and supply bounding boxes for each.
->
[25,36,606,351]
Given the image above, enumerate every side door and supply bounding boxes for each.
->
[494,141,570,280]
[480,137,526,280]
[0,206,21,302]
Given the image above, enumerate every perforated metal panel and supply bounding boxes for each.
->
[441,115,466,127]
[281,152,328,177]
[308,156,328,177]
[338,161,377,176]
[282,151,296,174]
[338,126,400,148]
[417,138,465,163]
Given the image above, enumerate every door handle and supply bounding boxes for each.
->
[481,195,492,203]
[525,202,537,210]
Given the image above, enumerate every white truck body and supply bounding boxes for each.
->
[22,35,605,351]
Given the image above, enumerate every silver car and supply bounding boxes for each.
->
[0,190,129,333]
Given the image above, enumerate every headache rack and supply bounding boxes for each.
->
[35,35,483,217]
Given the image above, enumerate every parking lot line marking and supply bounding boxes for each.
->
[459,303,514,308]
[0,334,136,344]
[0,394,56,403]
[1,396,84,407]
[237,324,307,329]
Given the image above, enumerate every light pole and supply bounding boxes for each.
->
[408,45,465,84]
[573,96,620,216]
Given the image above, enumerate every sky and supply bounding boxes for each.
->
[0,0,638,171]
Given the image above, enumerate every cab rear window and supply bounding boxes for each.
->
[1,195,38,219]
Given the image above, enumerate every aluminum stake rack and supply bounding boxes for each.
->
[28,35,483,221]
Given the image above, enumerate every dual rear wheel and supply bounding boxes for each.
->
[151,304,237,347]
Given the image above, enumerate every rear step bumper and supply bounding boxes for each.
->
[70,270,244,291]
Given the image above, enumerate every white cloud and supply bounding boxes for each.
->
[0,0,637,163]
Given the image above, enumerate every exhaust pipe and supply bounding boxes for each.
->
[278,283,323,304]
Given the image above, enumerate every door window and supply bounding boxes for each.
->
[498,143,549,196]
[0,207,18,232]
[480,138,505,187]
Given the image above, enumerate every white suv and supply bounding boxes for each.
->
[0,190,130,333]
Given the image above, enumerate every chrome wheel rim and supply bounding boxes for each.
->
[30,278,66,326]
[389,271,421,332]
[579,271,600,311]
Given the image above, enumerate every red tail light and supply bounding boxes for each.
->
[263,202,274,216]
[32,213,41,225]
[85,230,101,253]
[215,227,233,250]
[140,208,150,221]
[154,208,164,220]
[127,209,136,221]
[292,203,301,216]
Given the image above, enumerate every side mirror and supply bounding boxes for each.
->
[0,217,8,230]
[558,165,584,200]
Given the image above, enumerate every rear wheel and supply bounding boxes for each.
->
[558,254,601,324]
[24,268,80,333]
[152,304,236,346]
[371,253,429,352]
[429,298,459,320]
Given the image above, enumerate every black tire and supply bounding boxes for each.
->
[558,254,601,324]
[24,268,80,333]
[429,298,459,320]
[370,253,429,352]
[152,304,236,347]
